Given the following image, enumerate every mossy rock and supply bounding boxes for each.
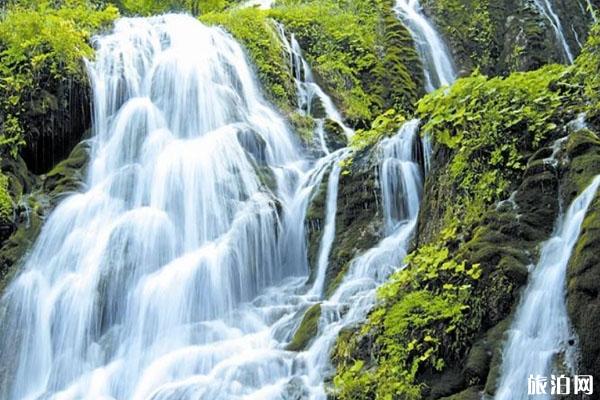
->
[325,146,383,296]
[419,0,593,76]
[286,303,321,351]
[566,193,600,386]
[42,140,90,205]
[561,129,600,204]
[305,170,330,281]
[323,119,348,151]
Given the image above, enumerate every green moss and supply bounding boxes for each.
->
[420,0,494,71]
[562,129,600,202]
[417,64,577,226]
[271,0,423,125]
[288,112,315,144]
[0,0,118,158]
[287,303,321,351]
[350,108,405,151]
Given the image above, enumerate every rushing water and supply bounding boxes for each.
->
[495,176,600,399]
[393,0,457,91]
[0,7,457,399]
[0,14,307,399]
[532,0,575,63]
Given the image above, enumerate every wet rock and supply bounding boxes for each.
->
[564,130,600,389]
[325,147,383,297]
[286,303,322,351]
[323,119,348,151]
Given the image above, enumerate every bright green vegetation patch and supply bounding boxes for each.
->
[333,244,482,399]
[0,0,118,158]
[417,64,576,224]
[201,8,296,111]
[204,0,423,125]
[350,108,405,151]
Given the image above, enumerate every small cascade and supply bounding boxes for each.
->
[298,119,425,398]
[308,148,351,297]
[532,0,575,63]
[276,24,353,152]
[495,176,600,400]
[393,0,457,92]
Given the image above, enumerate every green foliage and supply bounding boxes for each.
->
[0,0,118,158]
[572,23,600,122]
[350,109,405,150]
[0,173,13,223]
[333,244,481,399]
[201,7,296,110]
[417,65,574,222]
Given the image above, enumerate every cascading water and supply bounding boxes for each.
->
[297,119,425,398]
[495,175,600,400]
[393,0,457,91]
[0,14,311,400]
[532,0,575,63]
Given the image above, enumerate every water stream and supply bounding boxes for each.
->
[393,0,457,91]
[532,0,575,63]
[495,176,600,399]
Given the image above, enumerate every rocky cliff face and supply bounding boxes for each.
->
[420,0,595,75]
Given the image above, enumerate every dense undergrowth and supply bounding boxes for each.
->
[0,0,117,159]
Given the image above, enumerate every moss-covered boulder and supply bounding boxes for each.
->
[287,303,322,351]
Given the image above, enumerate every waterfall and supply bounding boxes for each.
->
[532,0,575,63]
[0,7,455,399]
[0,14,311,399]
[495,176,600,400]
[393,0,457,92]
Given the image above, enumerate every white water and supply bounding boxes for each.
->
[532,0,575,63]
[495,176,600,400]
[0,14,313,400]
[393,0,457,92]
